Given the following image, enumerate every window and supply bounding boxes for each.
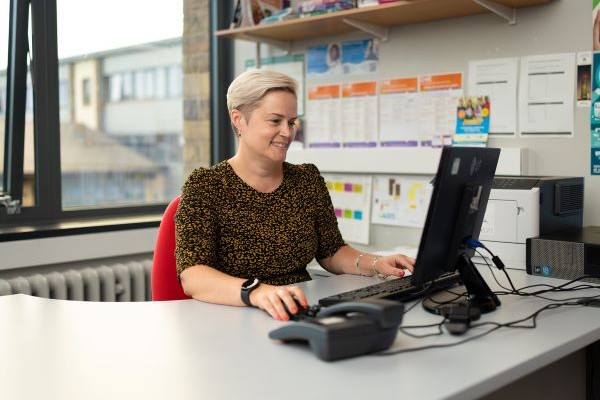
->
[109,74,122,102]
[2,2,37,208]
[1,0,231,225]
[155,67,167,99]
[57,0,183,208]
[144,69,156,99]
[1,2,6,195]
[134,70,145,100]
[121,71,134,101]
[82,78,91,105]
[167,65,182,98]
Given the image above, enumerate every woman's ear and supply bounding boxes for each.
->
[230,109,245,133]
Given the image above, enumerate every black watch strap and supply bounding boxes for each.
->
[241,278,261,307]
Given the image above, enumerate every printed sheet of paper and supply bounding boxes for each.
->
[371,175,432,228]
[324,174,372,245]
[379,77,420,147]
[306,85,342,148]
[418,73,463,147]
[518,53,575,135]
[340,81,378,147]
[468,58,518,135]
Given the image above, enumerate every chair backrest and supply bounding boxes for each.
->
[151,195,191,301]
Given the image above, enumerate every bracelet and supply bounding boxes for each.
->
[370,256,380,276]
[355,253,365,276]
[371,256,388,280]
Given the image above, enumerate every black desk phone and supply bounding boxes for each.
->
[268,298,404,361]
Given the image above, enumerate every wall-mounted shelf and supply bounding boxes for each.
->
[215,0,551,44]
[285,147,525,176]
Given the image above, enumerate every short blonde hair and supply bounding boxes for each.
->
[227,69,298,135]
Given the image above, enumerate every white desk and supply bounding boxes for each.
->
[1,269,599,400]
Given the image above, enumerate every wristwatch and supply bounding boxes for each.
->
[241,278,261,307]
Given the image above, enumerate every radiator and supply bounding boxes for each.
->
[0,260,153,301]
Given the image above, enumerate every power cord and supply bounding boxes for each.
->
[376,239,600,355]
[467,238,600,300]
[377,299,588,356]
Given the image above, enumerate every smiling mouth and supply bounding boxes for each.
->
[271,142,289,149]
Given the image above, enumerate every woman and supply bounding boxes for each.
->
[175,69,414,320]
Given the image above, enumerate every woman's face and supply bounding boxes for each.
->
[329,45,339,61]
[232,90,298,164]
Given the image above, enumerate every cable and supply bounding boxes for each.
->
[377,299,586,356]
[470,241,600,300]
[375,240,600,356]
[398,320,445,339]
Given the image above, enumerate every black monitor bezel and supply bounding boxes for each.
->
[410,146,500,290]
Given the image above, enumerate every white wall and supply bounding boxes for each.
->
[235,0,598,236]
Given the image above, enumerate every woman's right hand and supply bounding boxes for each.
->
[249,283,309,321]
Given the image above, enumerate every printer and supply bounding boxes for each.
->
[476,176,584,269]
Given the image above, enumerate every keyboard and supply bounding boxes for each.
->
[318,271,462,307]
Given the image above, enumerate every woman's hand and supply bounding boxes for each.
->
[249,284,309,321]
[371,253,415,278]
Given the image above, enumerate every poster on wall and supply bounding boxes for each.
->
[577,52,592,108]
[323,174,372,244]
[594,0,600,52]
[467,58,518,134]
[592,52,600,175]
[307,43,342,77]
[371,175,432,228]
[418,72,463,147]
[341,81,378,147]
[379,77,420,147]
[341,39,379,75]
[518,53,575,135]
[593,0,600,175]
[453,95,490,147]
[306,85,342,148]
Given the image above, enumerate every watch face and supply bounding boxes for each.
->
[243,278,259,290]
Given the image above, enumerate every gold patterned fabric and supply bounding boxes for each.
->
[175,161,346,285]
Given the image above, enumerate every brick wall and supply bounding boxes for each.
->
[183,0,211,176]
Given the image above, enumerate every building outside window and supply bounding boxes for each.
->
[54,0,185,208]
[1,0,218,218]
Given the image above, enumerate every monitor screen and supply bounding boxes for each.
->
[411,146,501,314]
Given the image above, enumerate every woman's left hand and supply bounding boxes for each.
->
[371,253,415,278]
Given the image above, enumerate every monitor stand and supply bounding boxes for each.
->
[422,252,501,315]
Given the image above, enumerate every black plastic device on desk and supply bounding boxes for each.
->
[268,299,404,361]
[318,271,461,307]
[318,146,502,315]
[527,226,600,282]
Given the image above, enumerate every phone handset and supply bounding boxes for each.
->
[269,298,405,361]
[318,298,405,329]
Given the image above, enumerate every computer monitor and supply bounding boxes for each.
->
[411,146,501,315]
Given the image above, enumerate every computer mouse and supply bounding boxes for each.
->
[283,298,320,321]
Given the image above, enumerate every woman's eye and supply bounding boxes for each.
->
[269,119,280,125]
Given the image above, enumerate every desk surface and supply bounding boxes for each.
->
[1,269,599,400]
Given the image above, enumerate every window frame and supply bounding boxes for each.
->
[1,0,234,230]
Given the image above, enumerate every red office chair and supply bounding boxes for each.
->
[151,195,192,301]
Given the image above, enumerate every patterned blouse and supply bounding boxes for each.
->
[175,161,346,285]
